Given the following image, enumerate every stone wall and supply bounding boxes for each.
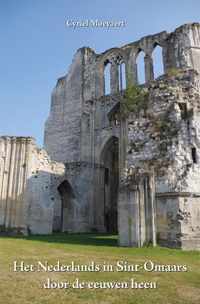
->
[120,69,200,249]
[43,23,200,249]
[156,193,200,250]
[0,137,31,234]
[44,23,200,165]
[1,23,200,250]
[44,48,97,163]
[0,137,65,234]
[125,70,200,191]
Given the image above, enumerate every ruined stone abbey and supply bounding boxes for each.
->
[1,23,200,250]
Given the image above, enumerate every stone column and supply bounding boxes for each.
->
[138,178,146,246]
[149,171,156,246]
[162,45,168,74]
[144,172,156,246]
[111,62,119,94]
[9,138,21,228]
[119,118,127,178]
[5,137,17,228]
[96,65,105,98]
[133,62,138,85]
[118,184,140,247]
[118,170,157,247]
[22,138,32,212]
[14,138,26,229]
[0,137,11,226]
[127,55,138,85]
[144,54,154,82]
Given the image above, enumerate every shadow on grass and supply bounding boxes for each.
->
[0,233,119,247]
[1,233,200,256]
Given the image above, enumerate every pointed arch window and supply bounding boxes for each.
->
[136,51,145,84]
[104,61,111,95]
[152,44,164,79]
[118,62,126,90]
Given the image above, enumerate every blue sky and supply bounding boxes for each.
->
[0,0,199,146]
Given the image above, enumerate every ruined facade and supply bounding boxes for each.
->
[1,23,200,250]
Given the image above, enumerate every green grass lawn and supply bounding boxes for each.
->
[0,233,199,304]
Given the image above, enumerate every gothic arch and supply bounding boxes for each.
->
[104,60,111,95]
[98,49,126,95]
[99,48,125,65]
[99,136,119,233]
[57,180,75,232]
[136,50,146,84]
[118,62,126,90]
[152,43,164,79]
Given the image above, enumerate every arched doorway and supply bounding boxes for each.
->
[100,136,119,233]
[57,180,75,232]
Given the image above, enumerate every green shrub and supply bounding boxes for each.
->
[120,85,149,117]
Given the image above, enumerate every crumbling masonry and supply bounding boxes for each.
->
[1,23,200,250]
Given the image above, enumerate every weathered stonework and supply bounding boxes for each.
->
[0,137,65,234]
[1,23,200,250]
[123,69,200,250]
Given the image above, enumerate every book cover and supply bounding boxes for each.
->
[0,1,200,304]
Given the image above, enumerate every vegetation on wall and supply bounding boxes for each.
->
[152,105,180,157]
[166,67,183,77]
[154,115,178,140]
[120,84,149,118]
